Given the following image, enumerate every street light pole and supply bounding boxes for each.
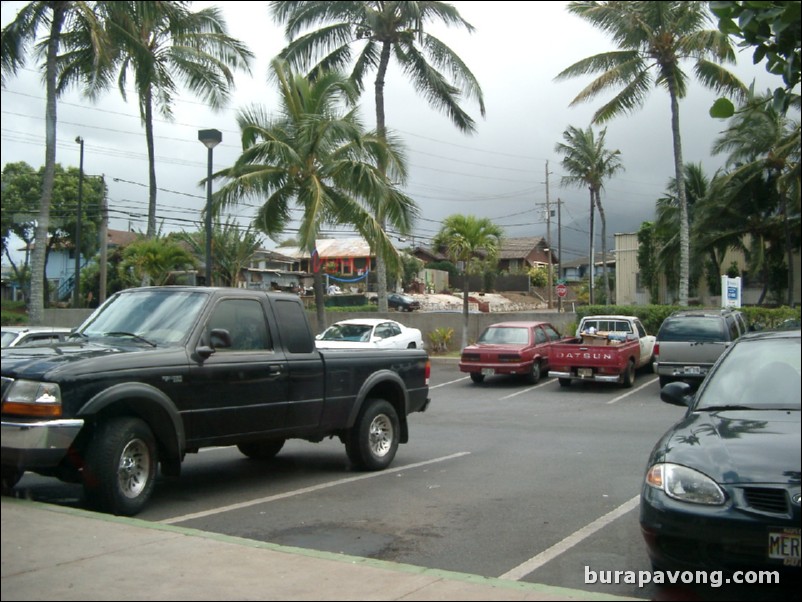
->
[198,129,222,286]
[74,136,84,307]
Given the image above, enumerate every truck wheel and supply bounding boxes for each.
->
[346,399,399,471]
[622,360,636,388]
[237,439,285,460]
[526,361,542,384]
[558,378,572,387]
[83,417,158,516]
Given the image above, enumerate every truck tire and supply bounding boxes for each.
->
[622,360,636,388]
[237,439,285,460]
[83,417,158,516]
[526,361,542,384]
[346,399,399,471]
[470,372,485,384]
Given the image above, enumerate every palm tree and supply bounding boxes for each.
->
[271,1,485,312]
[654,163,717,301]
[118,235,196,287]
[99,1,253,238]
[212,59,417,330]
[433,215,502,350]
[1,1,108,324]
[710,89,801,305]
[556,1,746,306]
[179,219,263,287]
[554,125,622,304]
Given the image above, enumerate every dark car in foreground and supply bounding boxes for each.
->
[640,329,801,573]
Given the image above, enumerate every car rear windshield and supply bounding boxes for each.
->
[478,327,529,345]
[658,317,726,342]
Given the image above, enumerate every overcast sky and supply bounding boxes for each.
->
[0,0,788,266]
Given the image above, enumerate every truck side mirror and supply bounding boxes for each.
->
[210,328,232,349]
[197,328,232,359]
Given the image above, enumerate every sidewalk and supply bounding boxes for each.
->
[1,498,639,601]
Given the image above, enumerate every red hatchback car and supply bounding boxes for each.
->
[459,321,563,384]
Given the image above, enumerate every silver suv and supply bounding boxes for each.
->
[653,309,747,388]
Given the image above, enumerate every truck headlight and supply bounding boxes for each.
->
[645,463,725,505]
[3,380,63,417]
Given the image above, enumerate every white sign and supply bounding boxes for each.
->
[721,275,742,308]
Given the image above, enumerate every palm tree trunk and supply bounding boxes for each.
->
[588,188,595,305]
[30,5,67,325]
[668,82,689,306]
[144,89,157,239]
[313,270,326,333]
[373,41,392,313]
[595,189,610,304]
[462,271,470,349]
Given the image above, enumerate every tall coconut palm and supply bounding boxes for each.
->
[99,1,253,238]
[556,1,746,306]
[213,59,417,330]
[433,215,502,350]
[711,89,801,305]
[271,1,485,312]
[2,1,109,324]
[554,125,622,304]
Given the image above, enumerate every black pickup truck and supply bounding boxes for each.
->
[1,287,430,515]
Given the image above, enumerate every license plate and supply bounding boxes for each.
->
[768,528,801,566]
[481,368,495,376]
[682,366,701,375]
[578,368,593,378]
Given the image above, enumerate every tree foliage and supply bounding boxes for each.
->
[213,58,417,330]
[710,1,801,115]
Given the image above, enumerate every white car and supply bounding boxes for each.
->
[315,318,424,350]
[1,326,73,348]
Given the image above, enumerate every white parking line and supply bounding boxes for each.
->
[606,376,658,404]
[499,495,640,581]
[160,452,471,525]
[430,376,469,388]
[499,379,554,400]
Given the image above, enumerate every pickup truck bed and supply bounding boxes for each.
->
[547,315,654,388]
[548,334,640,387]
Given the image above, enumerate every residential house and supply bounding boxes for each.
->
[240,248,305,292]
[17,228,138,303]
[498,237,555,273]
[282,238,376,292]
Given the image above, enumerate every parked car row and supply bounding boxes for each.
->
[455,312,800,577]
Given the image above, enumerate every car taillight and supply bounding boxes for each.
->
[425,359,431,386]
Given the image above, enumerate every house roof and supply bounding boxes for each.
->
[281,238,376,259]
[498,237,546,260]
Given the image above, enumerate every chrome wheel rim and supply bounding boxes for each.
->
[117,438,150,498]
[368,414,394,458]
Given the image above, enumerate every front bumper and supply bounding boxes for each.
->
[1,418,84,470]
[640,483,801,572]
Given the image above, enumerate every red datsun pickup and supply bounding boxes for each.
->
[459,321,563,384]
[547,315,655,388]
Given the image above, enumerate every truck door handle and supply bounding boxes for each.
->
[266,365,282,378]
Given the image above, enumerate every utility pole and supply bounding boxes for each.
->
[545,162,553,310]
[557,197,562,313]
[99,178,108,304]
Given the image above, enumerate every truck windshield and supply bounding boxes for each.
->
[79,290,209,346]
